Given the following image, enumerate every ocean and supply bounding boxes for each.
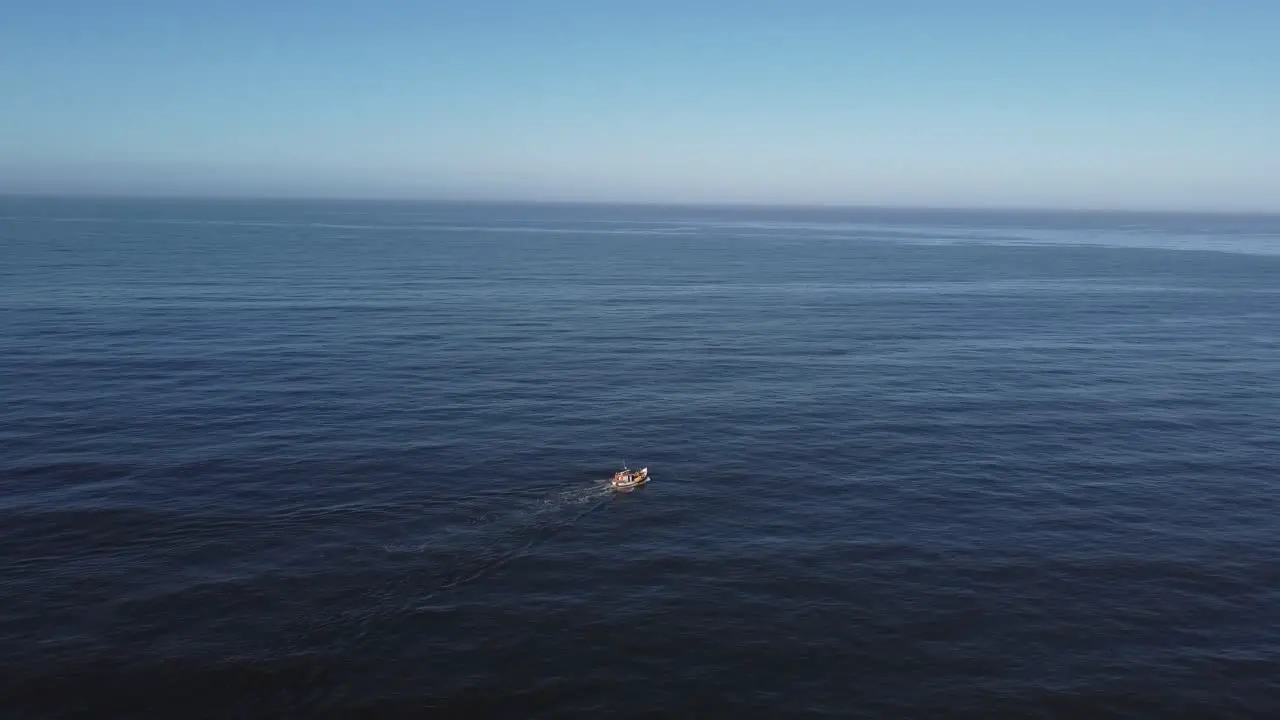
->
[2,197,1278,718]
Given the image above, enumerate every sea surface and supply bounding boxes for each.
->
[2,198,1279,718]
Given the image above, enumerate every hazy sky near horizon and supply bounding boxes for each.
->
[2,1,1277,211]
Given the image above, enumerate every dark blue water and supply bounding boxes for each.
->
[3,198,1279,718]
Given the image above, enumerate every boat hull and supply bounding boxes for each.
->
[610,467,649,490]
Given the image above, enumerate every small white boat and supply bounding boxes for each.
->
[610,465,649,490]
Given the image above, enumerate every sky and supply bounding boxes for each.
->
[1,0,1277,211]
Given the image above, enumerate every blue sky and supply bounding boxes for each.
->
[2,0,1277,210]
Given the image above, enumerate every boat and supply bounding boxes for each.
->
[610,465,649,490]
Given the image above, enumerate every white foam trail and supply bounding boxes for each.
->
[383,481,614,580]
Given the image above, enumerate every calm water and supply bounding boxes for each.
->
[2,198,1279,718]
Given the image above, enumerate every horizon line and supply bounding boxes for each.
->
[2,192,1278,218]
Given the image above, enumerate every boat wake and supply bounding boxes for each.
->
[383,480,615,596]
[310,480,620,638]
